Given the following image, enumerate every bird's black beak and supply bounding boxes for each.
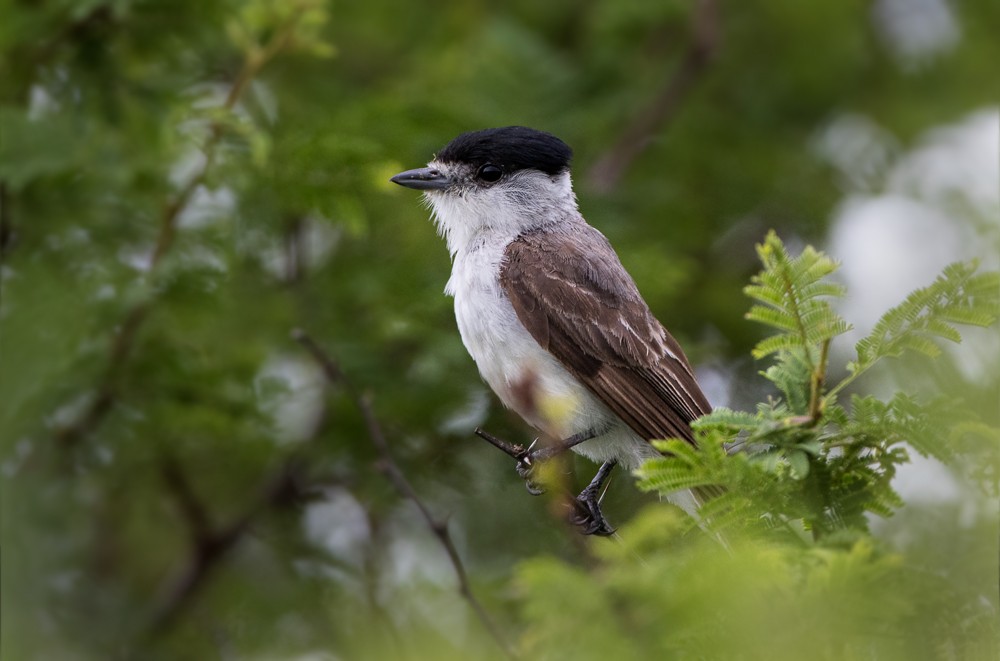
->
[390,167,452,191]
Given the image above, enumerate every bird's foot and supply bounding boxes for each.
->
[513,428,599,495]
[473,427,602,499]
[515,450,546,496]
[570,488,615,536]
[473,428,547,495]
[569,461,617,536]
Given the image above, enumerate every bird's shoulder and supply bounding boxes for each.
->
[499,223,670,370]
[500,222,643,307]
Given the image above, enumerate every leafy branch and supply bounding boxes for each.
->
[744,230,851,421]
[828,261,1000,400]
[640,232,999,541]
[147,454,307,637]
[54,6,321,448]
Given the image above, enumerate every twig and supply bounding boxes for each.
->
[585,0,721,193]
[0,180,11,258]
[807,338,831,424]
[55,303,147,446]
[147,457,301,637]
[475,427,595,465]
[53,14,305,447]
[473,427,528,460]
[283,215,307,284]
[7,5,116,105]
[360,396,517,659]
[474,425,620,539]
[293,329,517,660]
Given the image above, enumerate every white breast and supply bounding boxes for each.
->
[447,236,580,428]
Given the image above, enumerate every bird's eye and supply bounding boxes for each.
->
[477,164,503,183]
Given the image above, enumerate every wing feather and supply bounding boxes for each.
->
[500,226,710,444]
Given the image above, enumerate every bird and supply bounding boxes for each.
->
[391,126,711,535]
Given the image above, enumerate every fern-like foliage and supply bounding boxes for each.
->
[844,261,1000,387]
[744,230,852,360]
[637,231,1000,543]
[744,231,852,418]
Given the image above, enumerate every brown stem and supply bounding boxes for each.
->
[585,0,721,193]
[0,180,11,256]
[808,338,831,424]
[147,459,301,637]
[54,15,304,447]
[473,427,528,460]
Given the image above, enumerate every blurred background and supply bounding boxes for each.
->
[1,0,996,658]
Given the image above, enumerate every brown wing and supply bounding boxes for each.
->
[500,225,710,444]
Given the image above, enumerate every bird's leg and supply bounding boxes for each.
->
[570,460,617,536]
[473,427,596,495]
[514,428,596,495]
[526,428,596,462]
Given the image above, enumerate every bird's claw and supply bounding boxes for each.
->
[515,453,545,496]
[513,438,614,535]
[571,488,615,536]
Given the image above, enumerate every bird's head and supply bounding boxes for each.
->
[391,126,578,255]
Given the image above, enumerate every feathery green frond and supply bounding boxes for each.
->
[692,407,762,434]
[836,393,989,464]
[744,231,851,360]
[761,347,812,413]
[848,262,1000,381]
[640,236,999,543]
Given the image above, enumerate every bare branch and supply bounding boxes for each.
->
[293,329,518,660]
[147,458,302,637]
[474,427,528,460]
[585,0,721,193]
[158,453,214,543]
[53,15,306,448]
[0,180,11,259]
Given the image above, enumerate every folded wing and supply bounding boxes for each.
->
[500,225,711,444]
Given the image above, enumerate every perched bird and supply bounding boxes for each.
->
[391,126,711,534]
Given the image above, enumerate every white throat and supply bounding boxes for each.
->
[423,166,578,259]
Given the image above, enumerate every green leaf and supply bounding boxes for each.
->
[693,407,762,433]
[744,232,851,386]
[850,262,1000,379]
[787,450,810,479]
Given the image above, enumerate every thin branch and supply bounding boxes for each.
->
[473,427,528,461]
[283,215,307,284]
[585,0,721,193]
[5,5,116,105]
[0,179,13,332]
[149,11,302,271]
[808,338,831,424]
[0,180,11,257]
[53,14,305,448]
[475,425,621,537]
[158,453,213,542]
[293,329,517,660]
[475,427,596,465]
[147,457,302,637]
[147,329,336,639]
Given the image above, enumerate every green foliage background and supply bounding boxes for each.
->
[1,1,997,659]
